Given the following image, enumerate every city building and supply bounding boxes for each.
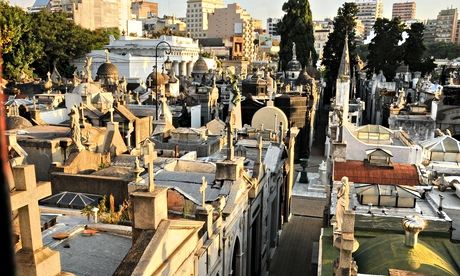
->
[392,1,416,22]
[28,0,63,13]
[355,0,384,37]
[186,0,225,39]
[313,20,333,59]
[131,0,158,19]
[207,3,256,61]
[425,8,459,44]
[66,0,131,31]
[267,17,281,35]
[143,16,187,34]
[72,35,201,84]
[456,19,460,44]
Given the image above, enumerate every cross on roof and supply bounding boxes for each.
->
[10,165,52,252]
[200,176,208,208]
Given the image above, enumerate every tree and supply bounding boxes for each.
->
[0,2,42,80]
[402,23,426,72]
[425,42,460,60]
[1,4,120,81]
[366,18,405,81]
[277,0,317,70]
[321,3,359,102]
[30,11,99,78]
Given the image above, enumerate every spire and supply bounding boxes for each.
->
[292,42,297,61]
[226,112,235,161]
[338,34,350,79]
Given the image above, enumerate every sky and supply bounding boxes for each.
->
[9,0,460,27]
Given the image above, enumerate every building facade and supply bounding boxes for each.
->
[392,1,416,22]
[267,17,281,35]
[131,0,158,19]
[355,0,384,37]
[425,8,459,44]
[65,0,131,31]
[186,0,225,39]
[207,3,256,61]
[313,20,334,59]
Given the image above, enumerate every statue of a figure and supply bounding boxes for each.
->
[395,88,406,109]
[230,75,241,107]
[119,76,127,94]
[335,176,350,233]
[84,56,93,83]
[69,106,85,151]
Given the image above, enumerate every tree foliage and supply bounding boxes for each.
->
[277,0,317,70]
[425,42,460,60]
[0,2,42,80]
[321,3,359,102]
[366,18,405,81]
[1,4,119,81]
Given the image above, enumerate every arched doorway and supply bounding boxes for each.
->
[231,237,241,276]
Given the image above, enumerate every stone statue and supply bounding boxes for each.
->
[84,56,93,83]
[69,106,85,151]
[230,74,241,107]
[119,76,127,95]
[435,128,444,137]
[335,176,350,233]
[395,88,406,109]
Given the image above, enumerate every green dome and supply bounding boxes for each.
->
[354,234,459,275]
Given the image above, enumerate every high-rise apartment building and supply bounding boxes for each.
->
[29,0,131,31]
[355,0,384,37]
[392,1,416,22]
[267,17,281,35]
[425,8,459,44]
[207,3,255,61]
[186,0,225,38]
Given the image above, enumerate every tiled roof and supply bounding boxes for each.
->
[333,160,419,186]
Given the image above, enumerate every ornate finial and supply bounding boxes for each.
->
[292,42,297,61]
[200,176,208,208]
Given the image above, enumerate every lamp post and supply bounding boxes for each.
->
[153,41,172,120]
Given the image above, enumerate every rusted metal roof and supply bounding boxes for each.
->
[333,160,419,186]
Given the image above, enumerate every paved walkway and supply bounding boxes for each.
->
[269,106,329,276]
[269,216,323,276]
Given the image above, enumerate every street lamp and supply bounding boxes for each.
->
[153,40,172,120]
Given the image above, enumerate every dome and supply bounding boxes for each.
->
[295,68,314,86]
[193,56,208,74]
[146,71,166,87]
[354,234,458,275]
[6,116,32,130]
[286,59,302,72]
[97,62,119,79]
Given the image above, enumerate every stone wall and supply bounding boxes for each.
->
[388,115,436,142]
[19,139,69,181]
[51,172,133,205]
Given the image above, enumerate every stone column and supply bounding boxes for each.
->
[179,61,187,77]
[187,61,194,77]
[173,61,179,76]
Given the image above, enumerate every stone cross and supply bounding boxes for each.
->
[200,176,208,208]
[109,106,114,123]
[10,165,51,252]
[147,77,153,88]
[10,165,62,276]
